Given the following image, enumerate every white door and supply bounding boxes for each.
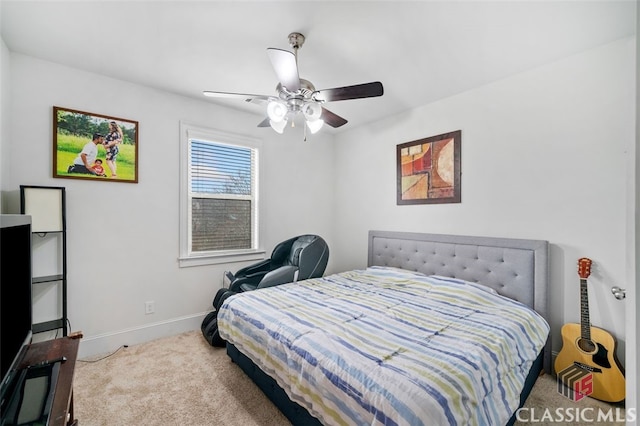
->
[625,273,636,425]
[626,220,637,424]
[629,25,638,423]
[628,16,638,423]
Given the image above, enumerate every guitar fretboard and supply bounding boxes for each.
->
[580,278,591,340]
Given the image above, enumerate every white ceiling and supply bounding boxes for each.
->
[1,1,636,133]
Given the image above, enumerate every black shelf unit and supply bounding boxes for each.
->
[20,185,67,337]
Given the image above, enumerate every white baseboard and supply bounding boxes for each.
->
[76,312,209,359]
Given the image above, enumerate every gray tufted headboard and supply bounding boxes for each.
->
[367,230,550,373]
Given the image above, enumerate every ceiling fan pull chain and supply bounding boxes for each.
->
[303,119,308,142]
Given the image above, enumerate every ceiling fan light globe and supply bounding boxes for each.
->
[306,119,324,134]
[302,102,322,121]
[267,101,287,123]
[269,118,287,134]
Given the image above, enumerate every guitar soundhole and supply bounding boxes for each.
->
[577,338,597,354]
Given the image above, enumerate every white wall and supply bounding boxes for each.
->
[4,54,335,357]
[0,35,10,210]
[332,38,635,368]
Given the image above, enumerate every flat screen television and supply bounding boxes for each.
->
[0,214,33,407]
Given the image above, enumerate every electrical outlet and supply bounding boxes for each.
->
[145,301,155,314]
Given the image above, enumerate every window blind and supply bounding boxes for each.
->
[190,140,255,252]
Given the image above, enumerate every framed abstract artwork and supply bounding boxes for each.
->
[397,130,461,205]
[53,106,138,183]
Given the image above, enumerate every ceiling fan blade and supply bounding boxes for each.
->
[267,48,300,92]
[257,117,270,127]
[321,107,348,128]
[246,98,269,107]
[203,91,272,102]
[314,81,383,102]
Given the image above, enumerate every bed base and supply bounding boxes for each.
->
[227,343,322,426]
[227,343,544,426]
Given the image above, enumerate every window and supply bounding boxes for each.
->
[180,123,263,267]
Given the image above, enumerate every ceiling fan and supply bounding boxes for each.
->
[203,32,384,135]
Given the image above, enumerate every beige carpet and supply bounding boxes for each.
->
[74,330,621,426]
[75,331,288,426]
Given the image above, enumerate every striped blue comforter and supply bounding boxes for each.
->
[217,266,549,426]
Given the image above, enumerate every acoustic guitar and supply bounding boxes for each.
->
[555,257,625,403]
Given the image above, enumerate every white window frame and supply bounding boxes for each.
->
[179,122,264,267]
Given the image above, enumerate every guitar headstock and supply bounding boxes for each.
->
[577,257,592,279]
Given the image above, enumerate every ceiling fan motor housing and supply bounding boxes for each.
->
[276,78,319,113]
[276,79,316,99]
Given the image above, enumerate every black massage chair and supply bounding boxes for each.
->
[201,234,329,347]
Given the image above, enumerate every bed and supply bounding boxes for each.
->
[217,230,551,426]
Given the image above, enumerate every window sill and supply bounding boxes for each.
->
[178,249,266,268]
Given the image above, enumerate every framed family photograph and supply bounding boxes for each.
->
[53,106,138,183]
[397,130,461,205]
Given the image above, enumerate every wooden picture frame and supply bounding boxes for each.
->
[397,130,461,205]
[53,106,138,183]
